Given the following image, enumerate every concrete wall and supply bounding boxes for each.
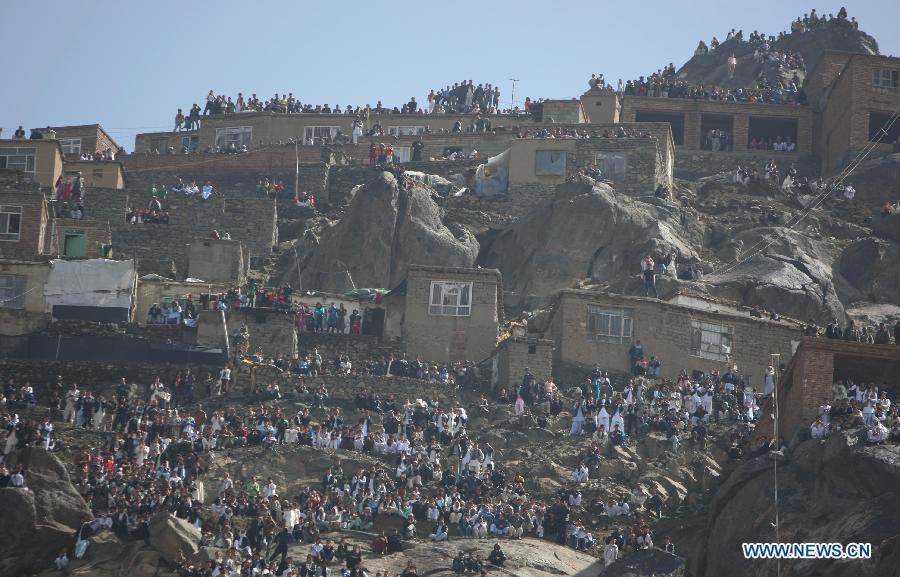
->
[188,239,246,285]
[580,89,621,124]
[551,290,803,387]
[402,266,500,363]
[493,337,554,391]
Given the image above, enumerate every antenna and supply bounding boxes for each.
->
[509,78,520,111]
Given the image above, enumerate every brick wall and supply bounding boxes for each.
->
[47,217,110,258]
[551,290,804,387]
[296,332,402,363]
[574,138,664,194]
[0,184,47,259]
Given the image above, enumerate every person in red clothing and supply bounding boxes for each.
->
[369,144,377,165]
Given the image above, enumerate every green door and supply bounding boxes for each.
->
[64,230,86,257]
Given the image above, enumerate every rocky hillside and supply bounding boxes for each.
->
[676,17,878,89]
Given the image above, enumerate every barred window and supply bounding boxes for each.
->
[690,320,733,362]
[429,282,472,316]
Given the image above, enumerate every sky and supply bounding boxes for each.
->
[2,1,898,151]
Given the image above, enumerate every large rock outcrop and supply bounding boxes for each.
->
[704,227,845,322]
[0,448,92,577]
[300,172,478,292]
[676,18,877,90]
[690,430,900,577]
[836,237,900,306]
[872,213,900,243]
[479,181,701,307]
[148,512,200,564]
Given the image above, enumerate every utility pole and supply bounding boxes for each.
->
[509,78,520,111]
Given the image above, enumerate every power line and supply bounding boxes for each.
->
[707,106,900,278]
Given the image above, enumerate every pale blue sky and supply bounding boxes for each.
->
[2,1,898,151]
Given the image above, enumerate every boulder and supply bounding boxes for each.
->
[837,237,900,306]
[878,207,900,238]
[4,447,92,529]
[480,181,701,307]
[705,227,845,322]
[300,172,479,292]
[148,512,200,563]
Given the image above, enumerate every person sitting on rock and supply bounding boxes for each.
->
[430,522,449,542]
[488,543,507,566]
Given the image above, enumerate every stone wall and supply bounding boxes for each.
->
[574,138,664,194]
[296,332,402,362]
[196,308,297,358]
[87,187,276,277]
[674,150,816,180]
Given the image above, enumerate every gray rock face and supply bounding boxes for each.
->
[148,512,201,563]
[690,431,900,577]
[480,181,700,307]
[0,448,92,577]
[301,172,478,292]
[600,549,685,576]
[872,213,900,243]
[837,237,900,306]
[705,227,845,323]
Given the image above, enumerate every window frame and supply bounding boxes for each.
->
[586,306,633,344]
[428,281,473,317]
[0,274,26,309]
[388,126,425,136]
[0,147,37,179]
[534,149,567,176]
[214,126,253,150]
[595,152,628,180]
[303,126,340,144]
[690,320,734,362]
[0,205,23,242]
[181,135,199,152]
[58,138,82,155]
[872,68,899,90]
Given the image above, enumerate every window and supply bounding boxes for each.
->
[0,205,23,241]
[58,138,82,155]
[873,68,899,90]
[528,344,537,354]
[392,146,411,163]
[586,306,633,344]
[868,111,900,143]
[388,126,425,136]
[0,275,26,309]
[0,147,36,179]
[303,126,340,145]
[181,135,199,152]
[535,150,567,176]
[215,126,253,150]
[595,153,627,180]
[429,281,472,316]
[635,111,685,145]
[690,320,733,362]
